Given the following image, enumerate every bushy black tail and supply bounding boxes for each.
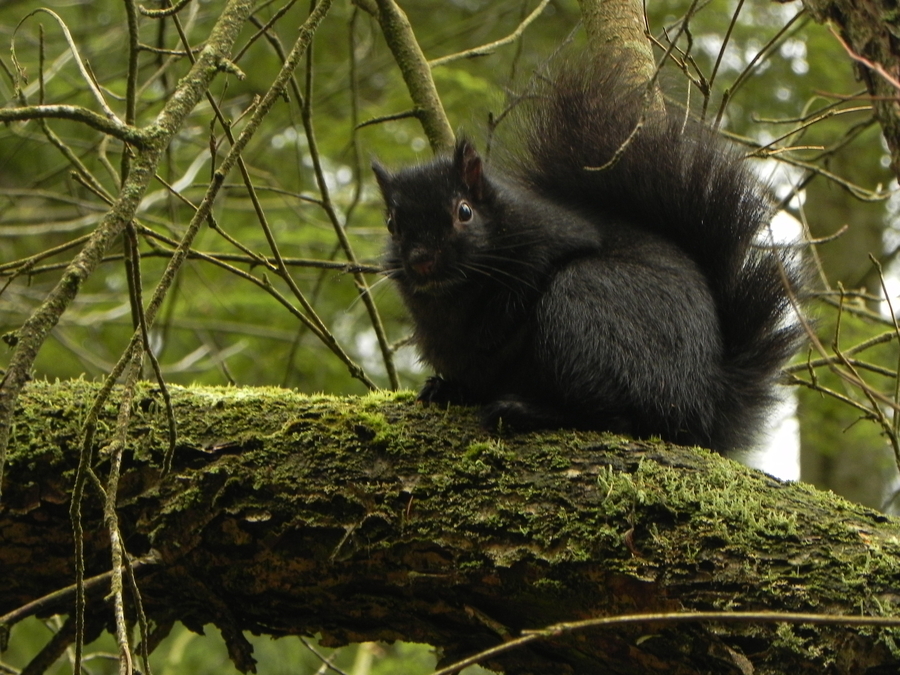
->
[505,59,804,451]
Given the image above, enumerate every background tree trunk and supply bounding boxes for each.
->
[3,380,900,674]
[797,0,900,509]
[801,0,900,175]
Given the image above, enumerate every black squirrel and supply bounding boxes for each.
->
[373,58,804,454]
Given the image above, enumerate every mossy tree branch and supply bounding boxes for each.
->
[2,380,900,674]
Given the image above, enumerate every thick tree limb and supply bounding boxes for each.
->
[2,380,900,674]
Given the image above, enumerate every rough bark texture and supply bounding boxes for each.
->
[578,0,657,86]
[802,0,900,177]
[3,380,900,674]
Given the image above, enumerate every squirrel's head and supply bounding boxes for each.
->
[373,138,494,294]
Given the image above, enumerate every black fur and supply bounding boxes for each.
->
[373,59,804,454]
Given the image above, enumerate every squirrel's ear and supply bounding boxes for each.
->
[454,138,484,200]
[372,160,392,195]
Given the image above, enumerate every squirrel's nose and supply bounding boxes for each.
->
[408,247,437,277]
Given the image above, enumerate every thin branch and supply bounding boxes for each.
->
[0,234,93,276]
[139,0,193,18]
[0,246,383,278]
[2,110,127,198]
[784,330,898,374]
[586,0,698,172]
[299,636,353,675]
[726,126,890,203]
[20,616,79,675]
[9,1,259,671]
[13,9,121,122]
[706,0,745,116]
[123,2,139,131]
[0,0,257,507]
[751,106,870,157]
[428,0,551,68]
[299,27,398,389]
[829,23,900,92]
[356,108,420,129]
[870,255,900,471]
[788,371,877,419]
[431,610,900,675]
[137,42,201,56]
[135,226,339,345]
[0,555,158,628]
[167,1,374,390]
[124,555,153,675]
[712,9,808,128]
[127,223,177,474]
[234,0,300,64]
[250,4,395,388]
[774,154,889,202]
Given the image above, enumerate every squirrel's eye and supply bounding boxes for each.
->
[386,213,395,234]
[457,201,473,223]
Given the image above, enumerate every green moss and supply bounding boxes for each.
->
[11,378,900,665]
[531,577,567,592]
[772,623,820,660]
[354,411,394,444]
[463,439,513,462]
[464,441,494,460]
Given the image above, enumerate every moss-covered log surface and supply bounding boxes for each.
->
[3,379,900,674]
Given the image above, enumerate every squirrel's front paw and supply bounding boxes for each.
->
[417,376,469,405]
[481,397,550,431]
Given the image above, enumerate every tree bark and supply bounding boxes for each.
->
[795,0,900,510]
[801,0,900,177]
[374,0,455,153]
[2,380,900,674]
[578,0,656,86]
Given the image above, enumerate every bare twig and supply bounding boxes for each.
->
[430,610,900,675]
[139,0,193,18]
[249,5,395,388]
[0,105,145,146]
[13,9,121,121]
[870,255,900,470]
[828,23,900,92]
[712,9,808,128]
[428,0,551,68]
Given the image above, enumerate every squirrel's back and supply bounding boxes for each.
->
[504,60,804,451]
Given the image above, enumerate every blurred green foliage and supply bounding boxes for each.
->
[3,618,491,674]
